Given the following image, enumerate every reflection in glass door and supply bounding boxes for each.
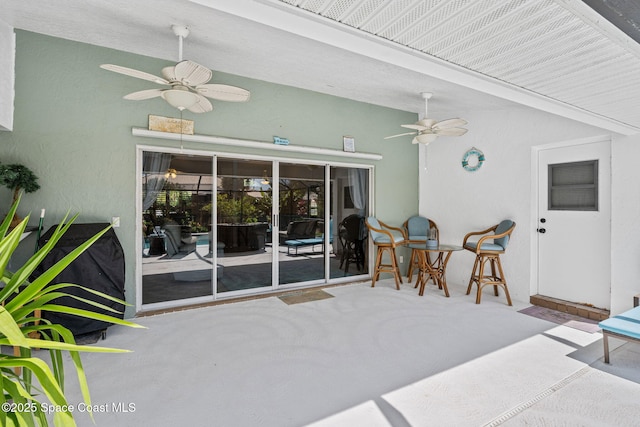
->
[330,166,369,279]
[140,150,371,308]
[141,152,215,305]
[278,163,326,286]
[216,158,273,294]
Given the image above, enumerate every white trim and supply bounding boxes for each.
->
[533,134,612,151]
[324,164,331,280]
[136,144,374,170]
[135,148,143,314]
[132,128,383,161]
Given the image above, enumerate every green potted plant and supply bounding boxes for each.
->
[0,163,40,228]
[0,194,143,426]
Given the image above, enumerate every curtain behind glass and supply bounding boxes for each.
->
[142,152,172,210]
[348,168,367,214]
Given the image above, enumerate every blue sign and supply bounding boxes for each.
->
[274,136,290,145]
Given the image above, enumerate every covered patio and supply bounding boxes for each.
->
[62,279,640,426]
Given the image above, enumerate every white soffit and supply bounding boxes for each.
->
[202,0,640,134]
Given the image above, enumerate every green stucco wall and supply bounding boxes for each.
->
[0,31,418,315]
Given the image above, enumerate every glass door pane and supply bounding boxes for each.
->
[216,158,273,294]
[330,166,369,279]
[141,152,215,305]
[278,163,326,285]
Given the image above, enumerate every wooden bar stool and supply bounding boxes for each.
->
[403,215,439,283]
[462,220,516,305]
[365,217,407,289]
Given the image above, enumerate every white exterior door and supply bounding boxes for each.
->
[537,140,611,309]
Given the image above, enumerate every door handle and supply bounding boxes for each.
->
[537,228,546,233]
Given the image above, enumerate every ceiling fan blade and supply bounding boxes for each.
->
[196,84,251,102]
[186,94,213,113]
[174,60,212,86]
[413,134,439,145]
[434,127,468,136]
[123,89,164,100]
[433,118,467,129]
[100,64,169,85]
[401,123,429,131]
[384,132,417,139]
[161,65,177,82]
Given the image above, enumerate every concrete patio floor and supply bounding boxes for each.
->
[61,279,640,426]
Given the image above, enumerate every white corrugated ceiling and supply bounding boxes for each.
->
[275,0,640,132]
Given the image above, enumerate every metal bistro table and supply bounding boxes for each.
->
[408,243,463,297]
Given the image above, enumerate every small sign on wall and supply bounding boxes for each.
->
[148,115,194,135]
[343,136,355,152]
[274,136,290,145]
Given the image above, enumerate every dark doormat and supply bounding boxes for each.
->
[518,305,601,333]
[278,289,334,305]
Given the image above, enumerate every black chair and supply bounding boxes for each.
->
[339,214,366,275]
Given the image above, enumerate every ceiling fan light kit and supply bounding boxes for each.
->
[161,87,201,111]
[414,133,438,145]
[100,25,250,113]
[385,92,467,145]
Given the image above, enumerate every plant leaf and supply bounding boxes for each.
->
[0,197,141,427]
[0,191,21,239]
[0,306,28,347]
[0,211,76,302]
[0,338,132,353]
[0,216,29,294]
[0,358,76,426]
[2,376,45,427]
[36,304,145,329]
[13,292,123,322]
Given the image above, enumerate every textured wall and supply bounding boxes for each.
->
[0,31,418,315]
[419,107,609,305]
[610,133,640,314]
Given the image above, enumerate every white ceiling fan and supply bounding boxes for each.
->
[385,92,467,145]
[100,25,250,113]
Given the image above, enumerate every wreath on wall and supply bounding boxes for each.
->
[462,147,485,172]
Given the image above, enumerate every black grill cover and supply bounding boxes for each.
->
[33,223,125,336]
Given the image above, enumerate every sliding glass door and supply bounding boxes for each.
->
[141,152,215,305]
[330,166,369,279]
[278,162,326,286]
[215,158,273,294]
[140,148,371,309]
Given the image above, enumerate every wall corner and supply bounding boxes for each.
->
[0,20,15,132]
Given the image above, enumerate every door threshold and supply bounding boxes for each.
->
[136,280,367,317]
[530,294,609,321]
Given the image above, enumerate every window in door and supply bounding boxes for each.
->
[548,160,598,211]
